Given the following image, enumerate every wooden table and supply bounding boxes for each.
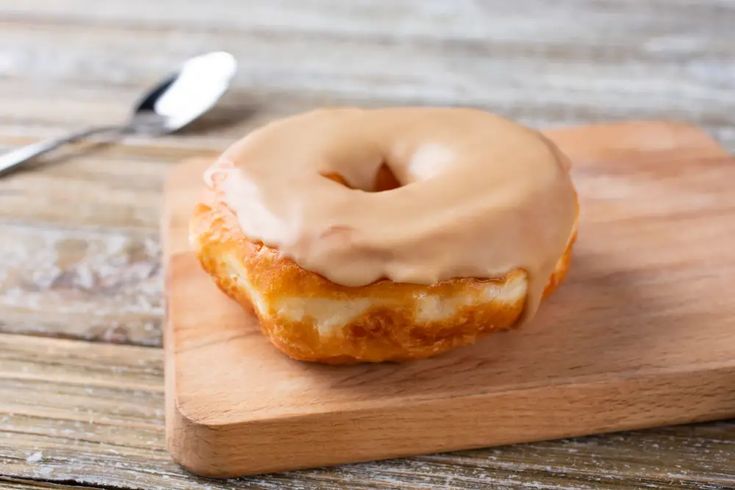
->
[1,1,734,488]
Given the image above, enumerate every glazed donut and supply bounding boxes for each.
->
[191,108,578,363]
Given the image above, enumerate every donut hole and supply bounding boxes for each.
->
[321,163,402,193]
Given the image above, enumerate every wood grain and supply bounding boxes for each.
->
[163,121,735,476]
[0,1,733,149]
[0,224,161,345]
[1,333,734,489]
[2,0,735,487]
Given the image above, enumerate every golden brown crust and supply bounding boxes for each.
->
[190,192,577,364]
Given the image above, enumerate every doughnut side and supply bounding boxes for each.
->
[190,196,576,364]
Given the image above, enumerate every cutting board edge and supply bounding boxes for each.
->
[163,119,735,477]
[165,360,735,477]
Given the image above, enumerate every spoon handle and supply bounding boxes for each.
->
[0,125,124,176]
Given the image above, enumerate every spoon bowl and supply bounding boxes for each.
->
[0,51,238,175]
[132,51,237,135]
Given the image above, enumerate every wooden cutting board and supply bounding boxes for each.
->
[162,121,735,478]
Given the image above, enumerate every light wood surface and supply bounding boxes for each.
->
[2,0,735,488]
[163,121,735,477]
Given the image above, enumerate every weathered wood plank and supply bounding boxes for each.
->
[0,477,99,489]
[3,0,735,43]
[1,19,730,113]
[0,143,205,231]
[0,2,733,149]
[0,224,161,346]
[0,334,733,489]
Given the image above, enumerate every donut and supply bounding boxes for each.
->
[191,108,579,363]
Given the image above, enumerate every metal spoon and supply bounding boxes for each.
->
[0,51,237,176]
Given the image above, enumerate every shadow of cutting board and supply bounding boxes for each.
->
[163,121,735,477]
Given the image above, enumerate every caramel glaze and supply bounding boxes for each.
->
[204,108,578,322]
